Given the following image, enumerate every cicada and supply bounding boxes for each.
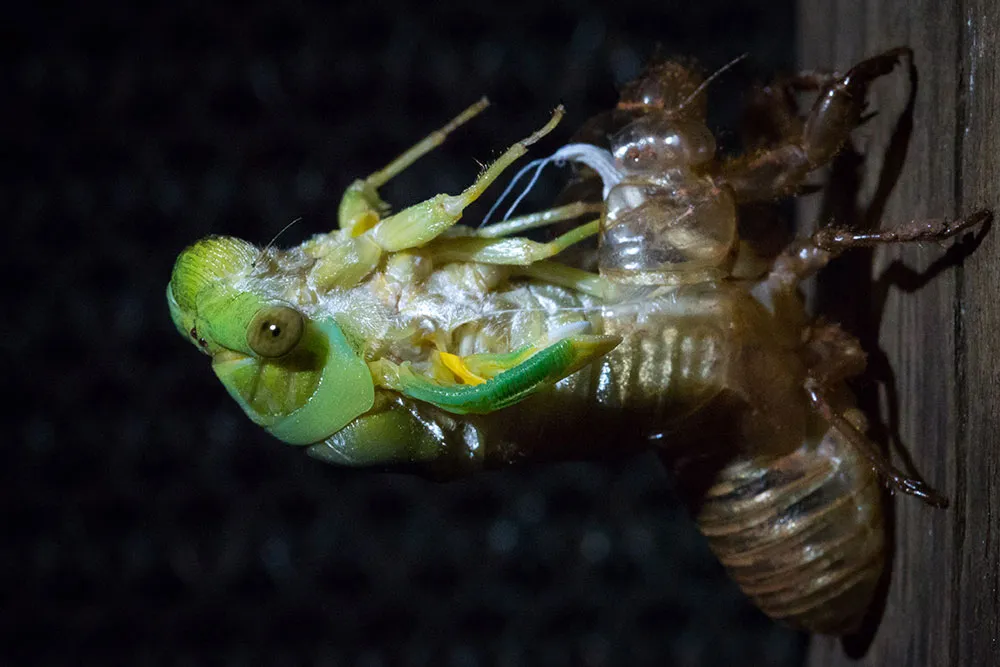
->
[167,48,987,634]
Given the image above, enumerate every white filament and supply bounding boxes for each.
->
[480,143,623,227]
[549,143,622,198]
[481,157,550,226]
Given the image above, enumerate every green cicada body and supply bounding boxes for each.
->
[169,52,986,635]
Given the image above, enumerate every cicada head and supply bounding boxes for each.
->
[617,60,707,121]
[167,235,375,446]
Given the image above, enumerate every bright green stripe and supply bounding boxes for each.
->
[403,339,575,414]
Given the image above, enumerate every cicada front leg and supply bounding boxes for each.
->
[740,69,842,152]
[309,105,565,292]
[338,97,490,236]
[722,47,913,203]
[367,106,565,251]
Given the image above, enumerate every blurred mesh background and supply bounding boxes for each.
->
[5,1,808,665]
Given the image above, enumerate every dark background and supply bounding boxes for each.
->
[6,2,806,665]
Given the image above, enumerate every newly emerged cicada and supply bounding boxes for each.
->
[168,47,988,634]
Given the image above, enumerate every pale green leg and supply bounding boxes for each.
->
[367,107,565,252]
[427,220,599,266]
[338,98,491,236]
[477,201,604,238]
[367,97,491,189]
[512,261,616,299]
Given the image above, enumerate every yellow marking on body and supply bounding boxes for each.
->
[351,212,381,237]
[439,351,487,385]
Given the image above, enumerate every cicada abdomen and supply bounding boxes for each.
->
[690,417,884,634]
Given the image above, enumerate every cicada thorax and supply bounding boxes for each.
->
[597,115,738,286]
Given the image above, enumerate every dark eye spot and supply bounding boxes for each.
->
[198,338,208,348]
[190,327,198,339]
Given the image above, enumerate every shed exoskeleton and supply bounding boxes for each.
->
[168,48,988,634]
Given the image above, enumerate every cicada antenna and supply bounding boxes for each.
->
[253,217,302,268]
[677,52,749,111]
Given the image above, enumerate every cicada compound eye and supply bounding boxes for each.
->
[247,305,305,358]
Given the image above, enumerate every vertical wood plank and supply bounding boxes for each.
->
[800,2,1000,666]
[956,1,1000,663]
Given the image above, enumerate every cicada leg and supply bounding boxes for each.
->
[365,106,564,251]
[812,210,992,251]
[740,67,852,151]
[805,377,949,508]
[722,47,913,203]
[761,209,990,338]
[477,201,603,238]
[767,209,991,292]
[338,97,490,236]
[511,261,614,299]
[424,220,599,266]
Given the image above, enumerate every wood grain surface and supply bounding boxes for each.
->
[798,2,1000,665]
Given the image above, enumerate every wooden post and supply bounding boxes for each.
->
[799,2,1000,665]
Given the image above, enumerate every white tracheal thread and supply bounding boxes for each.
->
[549,144,622,198]
[480,144,623,227]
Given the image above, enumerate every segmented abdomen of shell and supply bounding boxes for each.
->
[694,421,884,634]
